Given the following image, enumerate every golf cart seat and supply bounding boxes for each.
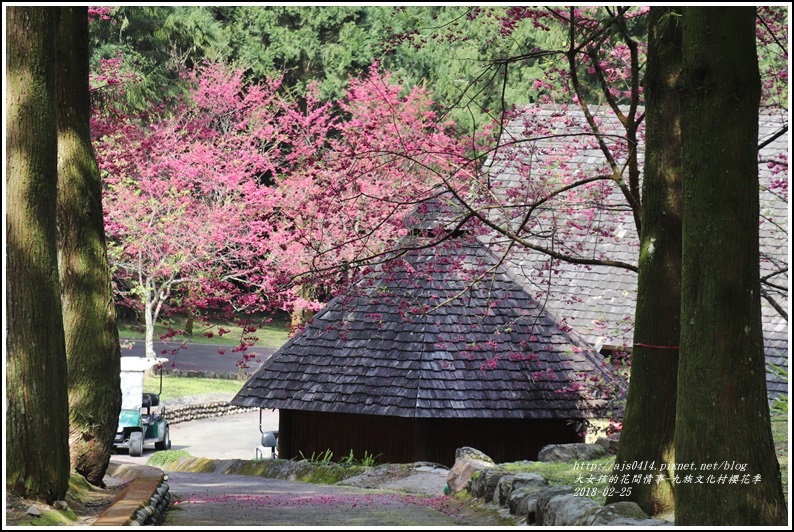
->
[142,393,160,408]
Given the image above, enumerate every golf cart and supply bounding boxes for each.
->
[113,356,171,457]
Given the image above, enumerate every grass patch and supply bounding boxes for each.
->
[502,457,614,504]
[118,311,291,349]
[25,508,80,526]
[147,450,191,468]
[143,375,244,400]
[161,456,220,474]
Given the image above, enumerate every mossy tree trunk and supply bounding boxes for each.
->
[607,6,683,516]
[6,6,71,503]
[676,6,786,525]
[56,6,123,487]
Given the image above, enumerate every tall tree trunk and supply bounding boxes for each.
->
[290,283,316,329]
[676,6,786,525]
[6,6,71,503]
[607,7,682,516]
[56,6,122,486]
[184,312,195,337]
[142,275,165,358]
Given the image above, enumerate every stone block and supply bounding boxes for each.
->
[537,443,606,462]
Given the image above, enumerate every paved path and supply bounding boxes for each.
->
[169,409,277,461]
[162,472,469,527]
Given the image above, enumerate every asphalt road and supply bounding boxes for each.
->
[121,339,276,376]
[116,338,280,463]
[112,409,276,462]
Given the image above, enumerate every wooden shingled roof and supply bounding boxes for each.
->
[232,236,625,420]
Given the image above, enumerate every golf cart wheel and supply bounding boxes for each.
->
[155,425,171,451]
[129,431,144,457]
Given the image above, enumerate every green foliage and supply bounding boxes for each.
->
[377,6,562,133]
[340,449,356,465]
[88,5,573,134]
[300,448,382,467]
[89,6,231,111]
[221,6,376,100]
[771,394,788,415]
[359,451,381,467]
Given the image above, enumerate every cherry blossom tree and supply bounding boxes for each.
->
[94,62,285,357]
[94,60,479,356]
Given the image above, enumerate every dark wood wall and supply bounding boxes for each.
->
[278,410,583,466]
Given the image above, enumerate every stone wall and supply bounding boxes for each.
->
[448,446,674,526]
[160,368,246,380]
[166,401,257,425]
[95,463,170,526]
[132,480,170,525]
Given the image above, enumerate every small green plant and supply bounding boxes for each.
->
[358,451,381,467]
[771,394,788,415]
[337,449,381,467]
[298,449,334,464]
[340,449,357,465]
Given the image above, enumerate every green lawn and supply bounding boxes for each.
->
[118,311,292,349]
[143,375,244,401]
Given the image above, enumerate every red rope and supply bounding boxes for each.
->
[634,343,680,350]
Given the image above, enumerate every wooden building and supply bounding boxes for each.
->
[232,237,625,466]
